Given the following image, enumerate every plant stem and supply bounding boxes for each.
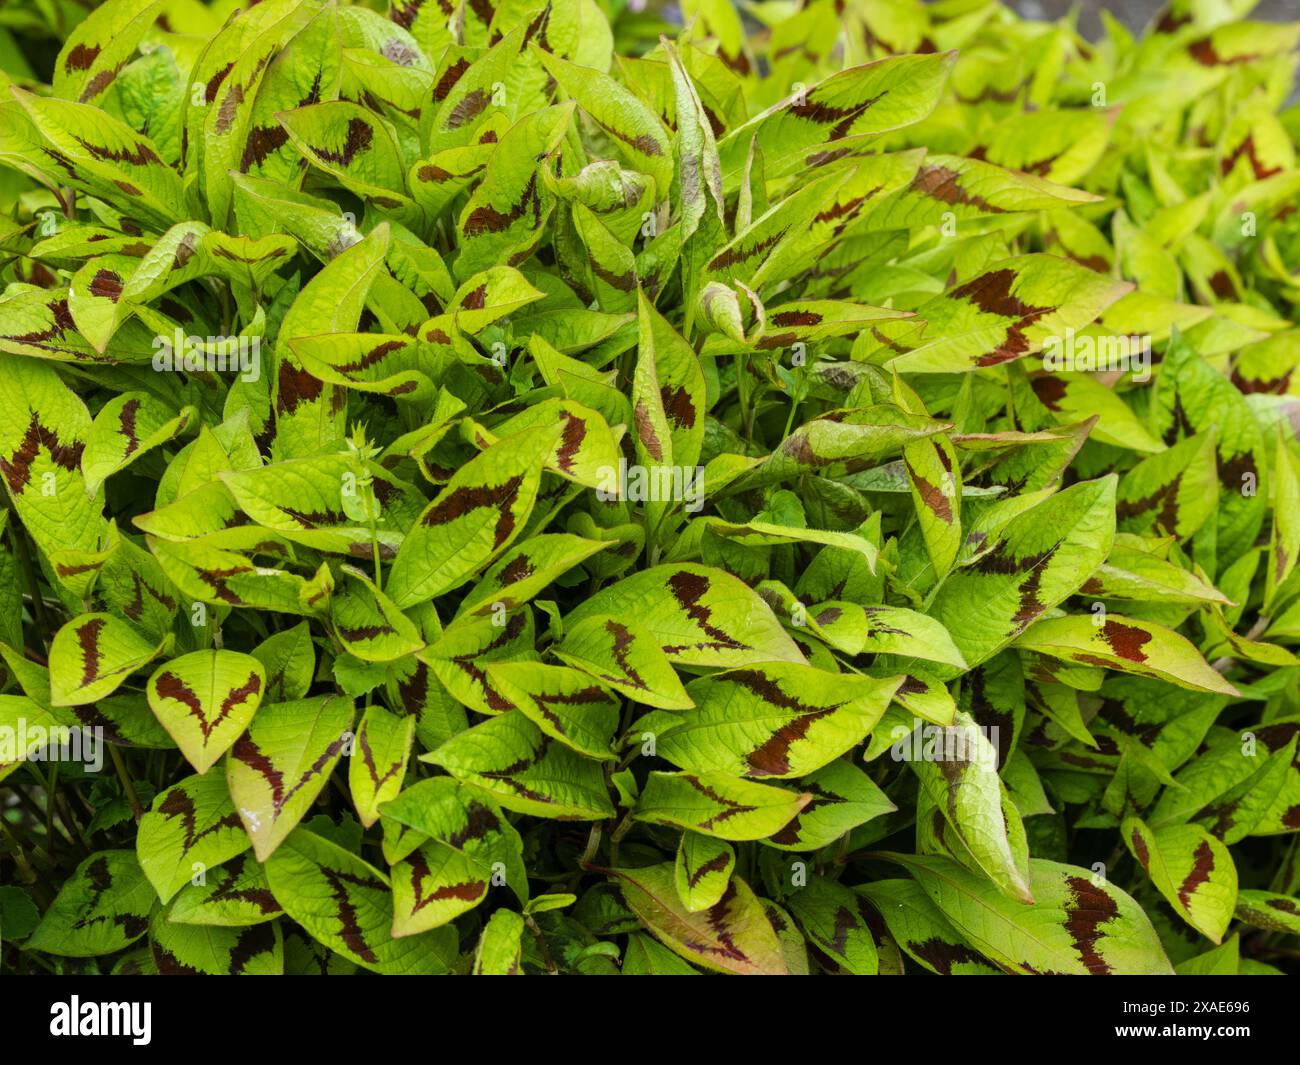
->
[108,745,143,821]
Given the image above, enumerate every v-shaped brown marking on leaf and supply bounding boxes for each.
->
[0,411,86,492]
[700,881,749,961]
[530,683,609,734]
[1062,875,1118,975]
[684,774,759,830]
[315,118,376,168]
[479,733,553,804]
[726,670,846,776]
[464,172,541,237]
[72,856,148,938]
[196,565,252,605]
[421,475,525,550]
[157,786,243,852]
[791,90,887,141]
[947,268,1054,367]
[450,611,527,712]
[973,541,1055,628]
[76,617,106,688]
[448,801,503,849]
[358,723,404,793]
[599,620,649,690]
[685,851,730,889]
[660,571,749,654]
[1177,840,1216,909]
[155,669,262,740]
[319,864,385,962]
[406,848,487,914]
[232,727,348,816]
[207,854,279,914]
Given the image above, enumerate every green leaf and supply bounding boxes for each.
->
[1123,816,1238,943]
[146,650,267,773]
[137,772,251,903]
[894,853,1174,975]
[423,711,616,820]
[606,861,787,975]
[26,851,154,957]
[263,828,456,973]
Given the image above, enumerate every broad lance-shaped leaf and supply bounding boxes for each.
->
[148,538,330,616]
[456,534,612,618]
[53,0,165,104]
[785,873,878,975]
[386,424,560,608]
[26,851,154,957]
[167,853,283,927]
[606,861,788,975]
[537,49,672,199]
[423,711,616,820]
[1152,333,1265,560]
[554,614,694,710]
[12,88,182,230]
[149,909,283,975]
[50,613,167,707]
[766,759,896,851]
[146,650,267,773]
[629,290,707,532]
[272,225,391,462]
[807,603,965,668]
[419,609,535,717]
[390,837,493,937]
[1014,614,1240,696]
[717,51,955,189]
[137,772,251,903]
[904,433,961,579]
[1234,891,1300,936]
[379,777,527,904]
[859,154,1103,232]
[278,100,414,209]
[471,397,623,491]
[81,394,194,494]
[675,832,735,913]
[1115,431,1219,540]
[759,404,949,484]
[642,664,900,779]
[349,705,415,828]
[632,770,810,841]
[264,828,456,974]
[927,475,1117,672]
[1123,816,1237,944]
[485,662,620,760]
[474,910,525,975]
[886,256,1132,374]
[227,694,356,860]
[454,103,573,279]
[894,854,1174,975]
[564,564,802,668]
[910,710,1032,903]
[0,356,104,557]
[251,622,316,704]
[332,567,423,662]
[859,879,1003,975]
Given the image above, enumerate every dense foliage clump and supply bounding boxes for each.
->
[0,0,1299,976]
